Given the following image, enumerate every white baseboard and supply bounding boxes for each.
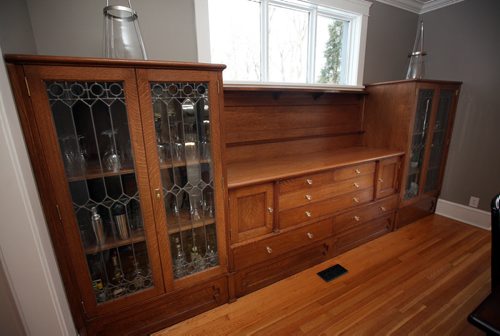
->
[435,198,490,230]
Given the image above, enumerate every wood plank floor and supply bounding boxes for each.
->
[154,215,491,335]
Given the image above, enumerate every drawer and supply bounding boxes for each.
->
[334,195,398,234]
[334,214,394,256]
[232,218,333,270]
[234,239,332,297]
[279,174,374,211]
[279,188,374,229]
[279,170,334,194]
[333,162,376,181]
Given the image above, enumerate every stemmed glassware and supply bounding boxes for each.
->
[102,129,121,172]
[60,135,87,176]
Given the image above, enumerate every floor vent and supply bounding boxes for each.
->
[317,264,348,282]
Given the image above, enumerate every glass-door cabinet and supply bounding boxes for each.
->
[402,84,459,205]
[7,56,227,334]
[137,69,227,289]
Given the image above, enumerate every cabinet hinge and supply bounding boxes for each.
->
[80,300,87,317]
[55,204,62,222]
[24,77,31,97]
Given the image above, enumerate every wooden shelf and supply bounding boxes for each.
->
[167,212,215,234]
[84,230,146,254]
[67,163,135,182]
[226,146,404,188]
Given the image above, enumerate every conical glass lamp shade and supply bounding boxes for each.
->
[406,20,426,79]
[103,0,147,59]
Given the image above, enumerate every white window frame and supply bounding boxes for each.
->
[194,0,371,89]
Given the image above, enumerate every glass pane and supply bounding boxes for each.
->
[315,15,348,85]
[47,81,153,303]
[404,89,434,200]
[424,90,453,193]
[268,4,308,83]
[208,0,261,81]
[150,82,218,279]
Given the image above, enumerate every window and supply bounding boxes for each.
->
[195,0,371,87]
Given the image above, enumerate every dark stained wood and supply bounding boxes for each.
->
[365,78,462,86]
[227,147,403,188]
[155,215,489,336]
[396,195,437,229]
[4,53,226,71]
[228,183,274,244]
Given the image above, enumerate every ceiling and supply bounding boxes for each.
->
[376,0,465,14]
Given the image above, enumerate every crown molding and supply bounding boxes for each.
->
[376,0,465,14]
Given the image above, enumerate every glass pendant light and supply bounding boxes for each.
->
[103,0,147,59]
[406,20,426,79]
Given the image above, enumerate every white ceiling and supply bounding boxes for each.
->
[376,0,465,14]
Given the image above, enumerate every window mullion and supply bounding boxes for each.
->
[307,7,317,84]
[261,0,269,82]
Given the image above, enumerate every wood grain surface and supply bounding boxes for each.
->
[155,215,489,336]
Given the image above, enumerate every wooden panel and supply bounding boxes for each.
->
[232,218,333,270]
[334,195,398,234]
[233,239,333,297]
[279,188,374,229]
[396,196,436,229]
[333,162,376,181]
[375,156,401,199]
[279,174,374,211]
[229,183,274,244]
[87,276,228,336]
[334,214,394,255]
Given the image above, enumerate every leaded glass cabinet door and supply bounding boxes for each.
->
[24,66,164,316]
[136,69,227,288]
[424,88,456,194]
[403,88,434,202]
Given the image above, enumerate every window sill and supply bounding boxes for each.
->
[223,82,365,93]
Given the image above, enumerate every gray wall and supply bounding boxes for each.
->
[0,0,36,54]
[26,0,198,61]
[0,261,25,336]
[363,1,418,83]
[422,0,500,211]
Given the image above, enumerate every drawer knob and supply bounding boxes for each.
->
[307,232,314,239]
[380,206,387,212]
[353,197,360,203]
[353,182,360,188]
[306,179,313,185]
[378,178,384,183]
[305,211,312,218]
[268,207,274,213]
[354,215,361,221]
[266,246,273,254]
[305,194,312,201]
[355,169,361,174]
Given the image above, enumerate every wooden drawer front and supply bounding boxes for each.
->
[232,218,333,270]
[279,188,374,229]
[334,195,398,234]
[234,239,332,297]
[279,170,334,194]
[334,162,376,181]
[279,174,374,211]
[334,214,393,256]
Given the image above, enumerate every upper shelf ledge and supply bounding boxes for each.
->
[223,83,366,95]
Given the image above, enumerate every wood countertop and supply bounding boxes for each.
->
[227,146,404,188]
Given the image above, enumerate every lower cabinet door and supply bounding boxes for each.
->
[86,276,228,336]
[396,196,437,229]
[334,214,394,255]
[233,239,333,297]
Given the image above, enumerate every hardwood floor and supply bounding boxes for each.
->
[154,215,490,335]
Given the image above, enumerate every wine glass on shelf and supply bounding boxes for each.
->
[101,129,121,172]
[59,135,87,177]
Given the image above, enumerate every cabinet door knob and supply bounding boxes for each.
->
[305,211,312,218]
[266,246,273,254]
[355,169,361,174]
[354,215,361,221]
[155,188,162,199]
[378,178,384,183]
[380,206,387,212]
[307,232,314,239]
[305,194,312,201]
[306,179,313,185]
[268,207,274,213]
[353,197,360,203]
[353,182,360,188]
